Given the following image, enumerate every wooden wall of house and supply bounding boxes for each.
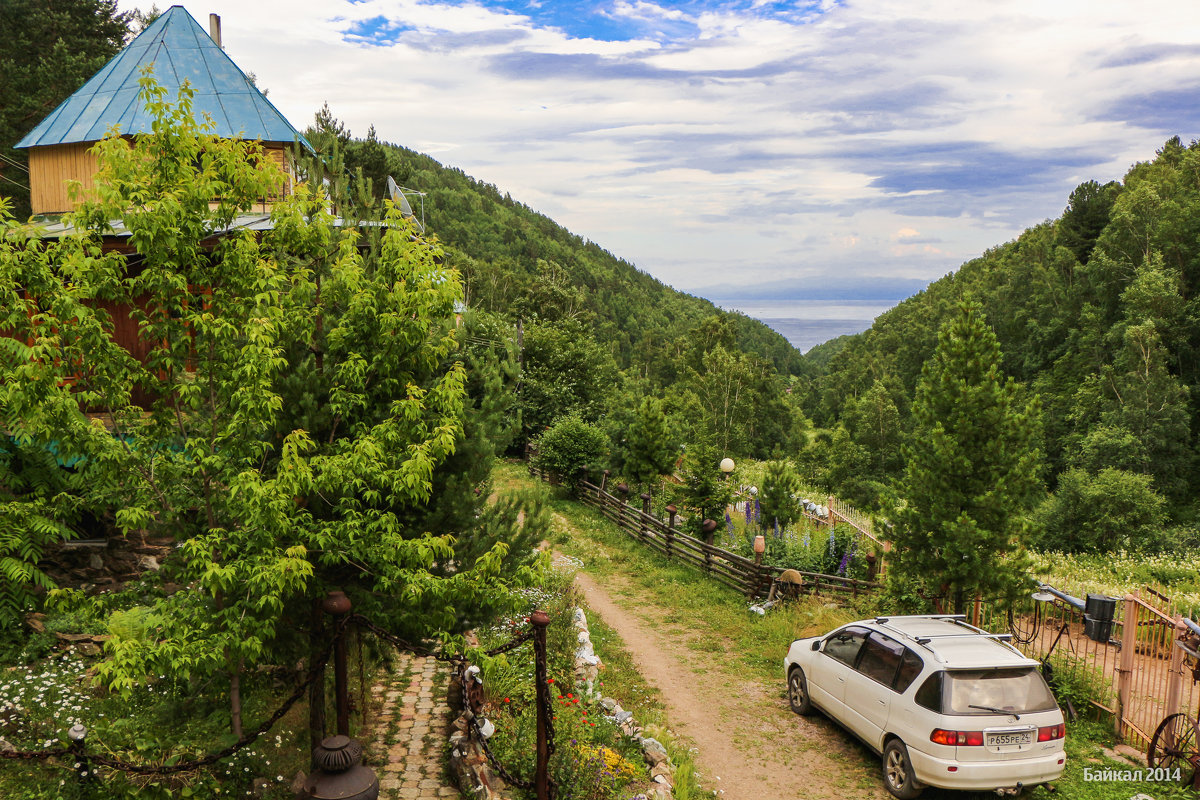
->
[28,140,296,216]
[28,143,99,215]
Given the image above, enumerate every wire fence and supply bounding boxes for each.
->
[982,588,1200,756]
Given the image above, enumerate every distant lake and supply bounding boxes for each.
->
[714,300,896,354]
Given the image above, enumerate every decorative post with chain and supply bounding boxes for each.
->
[323,590,352,736]
[531,610,552,800]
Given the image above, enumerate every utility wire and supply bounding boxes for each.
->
[0,152,29,173]
[0,173,30,192]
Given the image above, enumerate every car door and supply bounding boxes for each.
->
[809,625,869,713]
[840,631,907,748]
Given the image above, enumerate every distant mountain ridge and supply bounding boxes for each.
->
[323,125,807,377]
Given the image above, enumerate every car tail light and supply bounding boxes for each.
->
[930,729,984,746]
[1038,723,1066,742]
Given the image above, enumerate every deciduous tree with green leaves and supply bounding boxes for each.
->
[0,78,538,736]
[893,301,1043,613]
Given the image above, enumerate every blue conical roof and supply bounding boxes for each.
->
[17,6,310,150]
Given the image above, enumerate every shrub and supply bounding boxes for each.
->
[535,415,608,489]
[1034,468,1166,553]
[1044,653,1112,713]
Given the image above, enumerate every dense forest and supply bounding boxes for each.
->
[799,137,1200,553]
[308,112,811,459]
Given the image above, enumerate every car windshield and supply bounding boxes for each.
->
[945,668,1058,715]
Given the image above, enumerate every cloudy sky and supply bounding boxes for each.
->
[119,0,1200,346]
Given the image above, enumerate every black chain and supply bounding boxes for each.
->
[87,615,347,775]
[349,614,461,663]
[459,662,535,791]
[0,747,70,762]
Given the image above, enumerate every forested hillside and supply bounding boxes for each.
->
[802,137,1200,551]
[315,113,803,380]
[308,112,809,459]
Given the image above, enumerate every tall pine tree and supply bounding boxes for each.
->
[893,301,1042,612]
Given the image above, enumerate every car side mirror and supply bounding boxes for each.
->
[811,641,821,652]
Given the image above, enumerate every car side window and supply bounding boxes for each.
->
[858,632,905,687]
[915,671,943,711]
[823,626,869,667]
[895,648,924,693]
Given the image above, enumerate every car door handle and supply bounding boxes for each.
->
[877,699,887,706]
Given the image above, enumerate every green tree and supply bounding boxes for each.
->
[518,318,617,442]
[758,460,802,530]
[673,438,734,533]
[533,414,607,489]
[0,0,130,218]
[893,301,1043,612]
[0,79,534,735]
[621,396,677,495]
[1034,468,1165,553]
[1057,180,1120,266]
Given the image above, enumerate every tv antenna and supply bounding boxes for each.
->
[386,176,426,232]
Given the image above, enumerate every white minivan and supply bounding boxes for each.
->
[784,615,1066,798]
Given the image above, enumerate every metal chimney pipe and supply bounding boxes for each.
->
[209,13,222,48]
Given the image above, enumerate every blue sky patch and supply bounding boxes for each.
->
[343,15,416,45]
[429,0,834,43]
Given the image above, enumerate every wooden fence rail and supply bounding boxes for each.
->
[530,464,878,600]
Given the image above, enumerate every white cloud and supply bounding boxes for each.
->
[116,0,1200,324]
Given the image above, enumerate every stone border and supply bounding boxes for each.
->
[446,609,679,800]
[572,608,676,800]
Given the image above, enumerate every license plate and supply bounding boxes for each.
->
[987,731,1033,747]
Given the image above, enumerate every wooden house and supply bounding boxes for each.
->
[16,5,309,217]
[10,6,313,393]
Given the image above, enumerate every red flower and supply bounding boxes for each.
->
[567,693,573,698]
[504,698,510,703]
[547,678,554,684]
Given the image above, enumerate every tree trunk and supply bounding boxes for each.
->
[229,657,244,738]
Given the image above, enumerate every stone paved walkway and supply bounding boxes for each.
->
[368,652,460,799]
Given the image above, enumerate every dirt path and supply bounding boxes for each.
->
[571,566,889,800]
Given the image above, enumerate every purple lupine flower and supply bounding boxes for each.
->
[838,550,852,576]
[802,530,810,548]
[745,501,752,526]
[754,499,762,524]
[773,518,781,539]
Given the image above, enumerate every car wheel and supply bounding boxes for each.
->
[787,666,812,715]
[883,739,924,800]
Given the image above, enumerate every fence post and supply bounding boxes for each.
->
[616,483,630,533]
[1165,618,1187,724]
[640,493,652,544]
[665,505,677,559]
[531,610,551,800]
[600,469,609,496]
[323,590,352,736]
[1115,593,1138,741]
[701,519,717,575]
[827,495,836,531]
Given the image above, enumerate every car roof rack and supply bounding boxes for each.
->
[872,616,1025,663]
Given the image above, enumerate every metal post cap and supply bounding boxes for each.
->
[67,724,87,742]
[305,736,379,800]
[322,591,352,615]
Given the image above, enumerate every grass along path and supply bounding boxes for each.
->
[497,465,888,800]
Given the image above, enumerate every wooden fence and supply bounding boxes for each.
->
[530,464,878,600]
[528,463,1197,755]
